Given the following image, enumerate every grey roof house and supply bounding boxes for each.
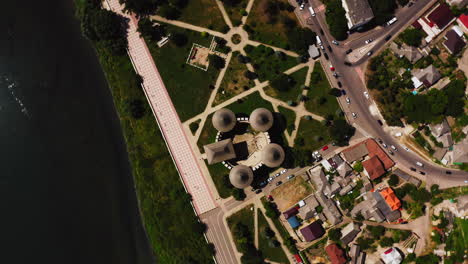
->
[443,30,466,54]
[413,65,441,88]
[341,0,374,30]
[340,222,361,245]
[308,45,320,59]
[390,42,423,63]
[204,138,236,164]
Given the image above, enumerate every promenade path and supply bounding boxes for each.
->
[105,0,217,215]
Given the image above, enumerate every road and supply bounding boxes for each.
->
[296,0,467,187]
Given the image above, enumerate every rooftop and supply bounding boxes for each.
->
[325,243,347,264]
[342,140,369,162]
[363,156,386,180]
[443,29,466,54]
[342,0,374,29]
[413,65,441,87]
[212,108,236,132]
[249,108,273,132]
[427,3,455,29]
[204,138,237,164]
[300,221,325,242]
[380,187,401,211]
[229,165,253,189]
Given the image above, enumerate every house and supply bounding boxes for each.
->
[443,30,466,55]
[321,159,334,171]
[328,154,345,169]
[412,65,441,88]
[340,222,361,245]
[381,248,403,264]
[337,162,353,177]
[298,195,319,220]
[300,221,325,242]
[308,45,320,59]
[317,192,343,225]
[342,141,368,162]
[325,243,347,264]
[203,139,237,164]
[433,147,448,161]
[325,182,342,196]
[287,216,301,229]
[308,166,328,191]
[417,3,456,43]
[452,138,468,164]
[339,181,357,196]
[390,42,423,63]
[341,0,374,30]
[372,191,401,222]
[350,244,366,264]
[393,168,421,187]
[430,119,453,147]
[363,156,386,180]
[366,139,394,170]
[380,187,401,211]
[283,207,298,219]
[447,0,468,7]
[458,14,468,33]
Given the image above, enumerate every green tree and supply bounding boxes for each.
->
[388,174,399,186]
[400,28,424,47]
[128,99,146,119]
[379,237,394,247]
[328,228,342,242]
[120,0,160,16]
[368,225,385,239]
[232,188,246,201]
[171,32,188,46]
[356,237,373,251]
[329,119,355,146]
[325,0,348,40]
[353,161,364,172]
[159,5,181,20]
[209,55,226,69]
[271,74,295,92]
[329,88,342,97]
[287,28,316,53]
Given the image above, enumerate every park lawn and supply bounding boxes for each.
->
[206,162,232,198]
[214,51,255,106]
[265,66,308,103]
[227,205,256,252]
[278,106,296,134]
[444,217,468,264]
[295,118,331,151]
[198,91,274,151]
[258,209,289,263]
[223,0,249,26]
[245,0,298,48]
[245,44,298,82]
[94,44,213,263]
[147,25,220,121]
[305,62,340,118]
[178,0,228,33]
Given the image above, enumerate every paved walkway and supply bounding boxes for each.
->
[105,0,217,214]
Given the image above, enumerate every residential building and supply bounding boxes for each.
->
[308,166,328,191]
[452,138,468,164]
[342,141,368,163]
[433,147,448,161]
[412,65,441,88]
[458,14,468,33]
[283,206,298,219]
[363,156,386,180]
[298,195,319,220]
[372,190,401,222]
[321,159,334,171]
[341,0,374,30]
[443,29,466,55]
[325,243,347,264]
[339,181,356,196]
[204,138,236,164]
[317,192,342,225]
[325,182,342,196]
[381,248,403,264]
[389,42,423,63]
[430,119,453,148]
[380,187,401,211]
[447,0,468,7]
[308,45,320,59]
[393,168,421,187]
[300,221,325,242]
[417,3,456,43]
[337,162,353,177]
[340,222,361,245]
[328,154,345,169]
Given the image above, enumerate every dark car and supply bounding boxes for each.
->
[341,90,347,95]
[446,171,452,174]
[377,138,383,144]
[384,35,392,41]
[276,181,283,186]
[410,167,417,172]
[408,1,414,7]
[320,29,324,35]
[337,81,342,88]
[327,45,333,52]
[259,181,267,187]
[255,189,262,194]
[324,53,329,60]
[419,171,426,175]
[377,120,383,126]
[345,49,353,54]
[344,61,352,66]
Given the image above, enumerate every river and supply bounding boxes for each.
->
[0,0,152,263]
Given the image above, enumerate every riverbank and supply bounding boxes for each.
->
[73,1,215,263]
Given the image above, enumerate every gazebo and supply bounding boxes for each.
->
[212,108,236,132]
[249,108,273,132]
[229,165,254,189]
[262,143,285,167]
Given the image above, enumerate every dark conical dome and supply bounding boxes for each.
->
[262,143,285,167]
[249,108,273,132]
[212,108,236,132]
[229,165,254,189]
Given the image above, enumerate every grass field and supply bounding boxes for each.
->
[178,0,228,33]
[305,62,340,118]
[223,0,249,26]
[147,25,221,121]
[227,205,255,253]
[265,66,308,103]
[214,51,255,106]
[278,106,296,134]
[295,118,331,151]
[258,209,289,263]
[245,44,298,82]
[93,42,214,263]
[245,0,299,48]
[205,162,232,198]
[444,217,468,264]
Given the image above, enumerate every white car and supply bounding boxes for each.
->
[346,97,351,104]
[287,175,295,180]
[267,177,274,182]
[382,143,388,148]
[391,145,397,151]
[300,2,305,10]
[364,91,369,99]
[332,40,339,45]
[404,147,410,152]
[416,162,424,167]
[280,169,288,174]
[365,39,373,44]
[352,112,357,118]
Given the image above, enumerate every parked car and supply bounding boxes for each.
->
[341,90,347,95]
[324,53,329,60]
[332,40,339,45]
[345,48,353,54]
[377,138,383,144]
[344,61,352,66]
[267,195,273,201]
[259,181,267,187]
[320,29,324,35]
[322,145,329,151]
[276,181,283,186]
[410,167,416,172]
[299,2,306,10]
[327,45,333,52]
[267,177,274,183]
[367,51,373,56]
[382,143,388,148]
[346,97,351,104]
[274,173,280,178]
[419,171,426,175]
[388,150,394,155]
[364,39,373,44]
[391,145,397,151]
[255,189,262,194]
[377,120,383,126]
[446,171,452,174]
[384,35,392,41]
[416,162,424,167]
[333,72,338,78]
[352,112,357,118]
[363,91,369,99]
[408,1,414,7]
[337,81,342,88]
[280,169,288,174]
[287,175,295,180]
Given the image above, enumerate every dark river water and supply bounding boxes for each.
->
[0,1,152,263]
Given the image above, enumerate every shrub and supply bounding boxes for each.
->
[388,174,399,186]
[209,55,226,69]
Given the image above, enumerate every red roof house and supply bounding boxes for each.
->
[363,156,386,180]
[380,187,401,211]
[365,139,395,170]
[427,3,455,29]
[300,221,325,242]
[325,244,347,264]
[458,14,468,32]
[283,207,298,219]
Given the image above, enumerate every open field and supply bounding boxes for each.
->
[215,51,254,106]
[271,176,313,211]
[245,44,298,82]
[295,118,331,151]
[278,106,296,134]
[258,209,289,263]
[147,25,221,121]
[305,62,340,118]
[265,66,308,103]
[178,0,228,33]
[223,0,249,26]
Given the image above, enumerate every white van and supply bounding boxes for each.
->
[386,17,397,26]
[308,6,316,17]
[316,35,322,45]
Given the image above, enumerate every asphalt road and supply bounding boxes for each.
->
[299,0,467,187]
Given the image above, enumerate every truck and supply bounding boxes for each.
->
[316,35,324,50]
[386,17,397,26]
[308,6,315,16]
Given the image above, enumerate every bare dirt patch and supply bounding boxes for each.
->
[188,44,210,70]
[271,176,313,211]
